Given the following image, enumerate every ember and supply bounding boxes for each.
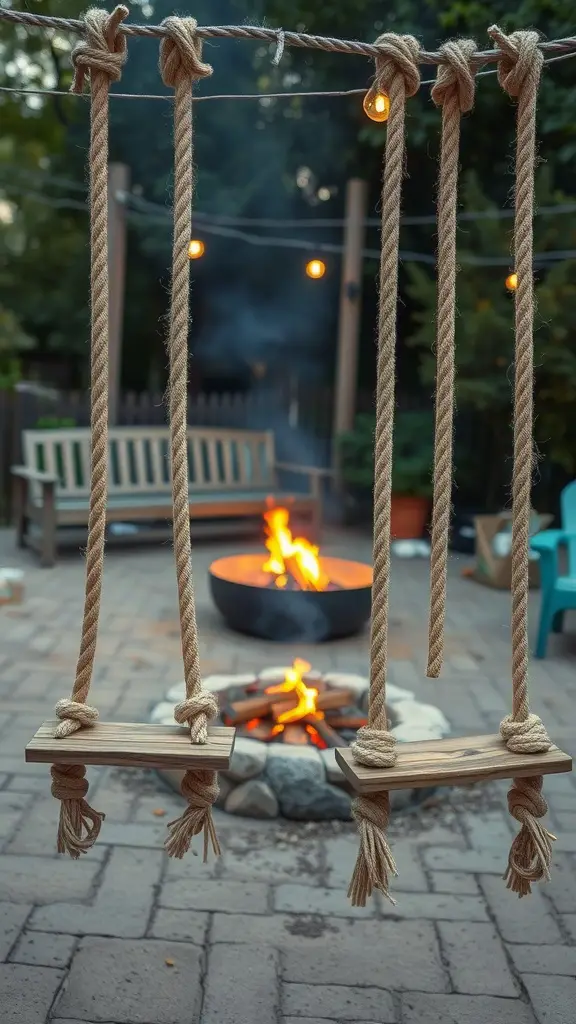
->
[222,658,367,748]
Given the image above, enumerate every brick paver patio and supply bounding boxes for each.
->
[0,526,575,1024]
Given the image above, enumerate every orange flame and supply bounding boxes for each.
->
[265,657,324,724]
[262,506,328,591]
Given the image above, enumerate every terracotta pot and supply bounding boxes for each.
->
[390,494,429,540]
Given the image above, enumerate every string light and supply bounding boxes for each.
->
[506,272,518,290]
[363,89,390,123]
[306,258,326,279]
[188,239,205,259]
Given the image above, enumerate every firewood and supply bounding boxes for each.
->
[270,688,353,723]
[282,723,309,745]
[224,691,297,725]
[303,716,342,748]
[237,722,277,742]
[324,715,367,730]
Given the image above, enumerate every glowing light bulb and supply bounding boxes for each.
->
[306,259,326,279]
[505,272,518,291]
[363,89,390,123]
[188,239,205,259]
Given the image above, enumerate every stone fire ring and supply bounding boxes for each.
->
[150,671,450,821]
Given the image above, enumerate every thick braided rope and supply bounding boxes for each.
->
[159,18,220,861]
[489,25,554,897]
[426,40,477,678]
[348,34,420,908]
[51,5,128,858]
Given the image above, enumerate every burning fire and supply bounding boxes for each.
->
[264,657,324,725]
[262,506,329,591]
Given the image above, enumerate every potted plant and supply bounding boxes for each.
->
[338,409,434,538]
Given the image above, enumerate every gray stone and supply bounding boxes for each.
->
[0,963,64,1024]
[275,884,374,918]
[380,892,488,922]
[322,671,369,696]
[55,938,203,1024]
[29,848,163,939]
[225,736,268,782]
[148,909,208,945]
[221,841,323,883]
[10,931,76,969]
[480,875,562,944]
[437,921,517,996]
[391,699,450,742]
[522,975,576,1024]
[225,779,279,819]
[401,994,536,1024]
[212,914,448,992]
[282,982,395,1021]
[430,871,480,895]
[0,854,98,904]
[0,903,30,961]
[424,846,506,874]
[319,748,343,783]
[507,944,576,976]
[265,746,351,820]
[160,878,269,914]
[203,944,279,1024]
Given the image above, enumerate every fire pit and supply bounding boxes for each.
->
[209,506,372,642]
[151,660,451,821]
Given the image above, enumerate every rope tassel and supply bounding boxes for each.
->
[51,5,128,857]
[158,18,221,862]
[348,793,397,906]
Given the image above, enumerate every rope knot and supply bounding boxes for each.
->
[431,39,477,112]
[54,698,99,738]
[174,692,218,743]
[160,17,213,88]
[351,793,389,830]
[507,776,548,823]
[165,768,221,861]
[51,763,89,802]
[71,5,128,94]
[351,726,397,768]
[373,33,421,99]
[500,712,551,754]
[488,25,543,98]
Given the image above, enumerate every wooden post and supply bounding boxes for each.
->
[108,163,129,426]
[332,179,368,471]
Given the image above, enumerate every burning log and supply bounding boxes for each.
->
[270,687,353,724]
[238,721,279,742]
[282,723,309,745]
[303,716,343,748]
[224,691,297,725]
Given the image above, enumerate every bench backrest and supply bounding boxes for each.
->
[22,426,276,500]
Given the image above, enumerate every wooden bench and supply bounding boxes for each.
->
[12,426,326,567]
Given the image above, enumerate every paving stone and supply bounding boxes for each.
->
[380,892,488,921]
[95,821,167,847]
[10,930,76,968]
[401,993,537,1024]
[438,921,517,996]
[282,982,395,1021]
[561,914,576,939]
[507,944,576,976]
[554,832,576,853]
[0,904,30,961]
[424,846,505,874]
[0,854,98,904]
[479,875,562,944]
[283,1019,338,1024]
[461,810,514,850]
[0,963,64,1024]
[522,973,576,1024]
[541,852,576,913]
[212,914,447,991]
[5,796,103,859]
[55,937,203,1023]
[430,871,480,895]
[275,884,375,918]
[160,878,269,913]
[222,841,323,883]
[203,944,279,1024]
[148,909,209,944]
[29,848,163,938]
[324,835,428,892]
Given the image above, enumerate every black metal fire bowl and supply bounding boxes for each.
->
[209,553,373,643]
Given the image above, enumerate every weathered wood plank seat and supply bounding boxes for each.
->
[12,426,324,566]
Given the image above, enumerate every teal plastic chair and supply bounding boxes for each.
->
[531,481,576,658]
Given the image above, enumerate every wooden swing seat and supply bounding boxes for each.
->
[26,721,235,771]
[335,733,572,794]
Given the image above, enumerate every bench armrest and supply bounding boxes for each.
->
[11,465,58,484]
[275,462,334,478]
[530,530,575,553]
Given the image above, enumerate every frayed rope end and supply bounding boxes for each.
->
[51,764,104,858]
[164,769,220,861]
[348,794,397,907]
